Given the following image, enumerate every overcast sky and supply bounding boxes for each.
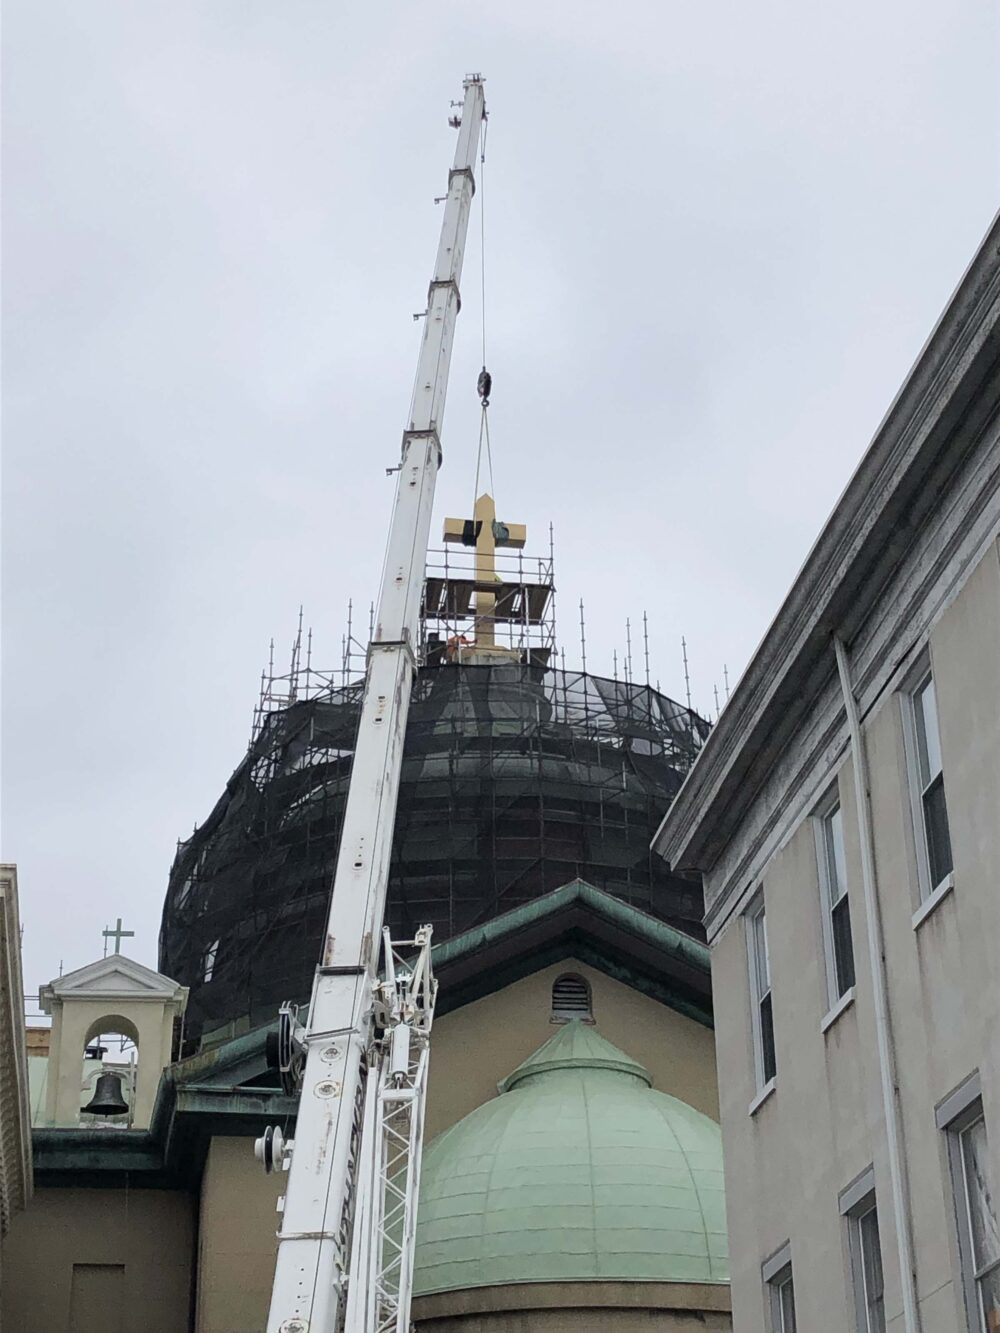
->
[3,2,998,998]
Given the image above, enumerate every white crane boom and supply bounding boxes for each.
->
[257,75,486,1333]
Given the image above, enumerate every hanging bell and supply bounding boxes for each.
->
[81,1070,129,1117]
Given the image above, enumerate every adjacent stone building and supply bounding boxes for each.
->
[653,211,1000,1333]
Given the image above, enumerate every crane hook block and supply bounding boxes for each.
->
[477,367,492,407]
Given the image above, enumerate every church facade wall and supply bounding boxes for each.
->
[0,1187,194,1333]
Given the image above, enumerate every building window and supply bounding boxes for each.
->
[903,665,953,897]
[938,1076,1000,1332]
[959,1117,1000,1331]
[550,973,593,1023]
[763,1243,797,1332]
[815,795,855,1005]
[854,1202,886,1333]
[746,896,776,1089]
[841,1170,885,1333]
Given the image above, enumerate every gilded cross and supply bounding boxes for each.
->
[102,917,135,957]
[443,493,525,648]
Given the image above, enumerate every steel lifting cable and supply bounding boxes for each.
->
[479,109,488,370]
[472,110,496,513]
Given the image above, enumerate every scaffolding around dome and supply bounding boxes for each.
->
[160,660,711,1050]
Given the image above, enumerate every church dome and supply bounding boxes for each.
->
[414,1022,729,1295]
[160,663,711,1048]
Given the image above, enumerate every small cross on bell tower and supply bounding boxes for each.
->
[102,917,135,957]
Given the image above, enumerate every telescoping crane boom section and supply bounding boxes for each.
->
[256,75,487,1333]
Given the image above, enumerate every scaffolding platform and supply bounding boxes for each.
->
[422,576,553,626]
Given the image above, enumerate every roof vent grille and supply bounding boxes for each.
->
[551,973,594,1024]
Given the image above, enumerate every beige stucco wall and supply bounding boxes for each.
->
[0,1187,194,1333]
[426,958,719,1140]
[196,1136,285,1333]
[709,536,1000,1332]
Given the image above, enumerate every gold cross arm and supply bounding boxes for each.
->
[443,493,525,552]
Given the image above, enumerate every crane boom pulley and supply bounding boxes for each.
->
[255,75,487,1333]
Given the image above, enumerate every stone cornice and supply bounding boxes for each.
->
[412,1280,732,1320]
[653,211,1000,887]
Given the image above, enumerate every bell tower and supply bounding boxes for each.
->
[39,954,187,1128]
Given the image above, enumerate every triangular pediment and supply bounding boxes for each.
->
[40,954,187,1010]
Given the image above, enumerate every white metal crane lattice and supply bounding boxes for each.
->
[344,929,436,1333]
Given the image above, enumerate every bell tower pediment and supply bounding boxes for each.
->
[40,955,187,1008]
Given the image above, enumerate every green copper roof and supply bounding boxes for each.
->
[414,1022,728,1294]
[430,877,711,976]
[499,1020,652,1092]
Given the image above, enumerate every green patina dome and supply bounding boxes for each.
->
[414,1022,729,1295]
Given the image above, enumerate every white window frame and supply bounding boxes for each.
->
[745,893,776,1095]
[813,787,856,1012]
[937,1073,999,1333]
[763,1242,797,1332]
[840,1167,886,1333]
[900,656,953,902]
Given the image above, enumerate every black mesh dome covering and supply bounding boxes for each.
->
[160,663,712,1047]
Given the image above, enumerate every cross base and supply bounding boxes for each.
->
[446,643,523,665]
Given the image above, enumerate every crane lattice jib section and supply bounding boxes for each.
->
[160,664,712,1049]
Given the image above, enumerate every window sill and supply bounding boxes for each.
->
[912,873,955,930]
[821,986,856,1034]
[748,1078,776,1118]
